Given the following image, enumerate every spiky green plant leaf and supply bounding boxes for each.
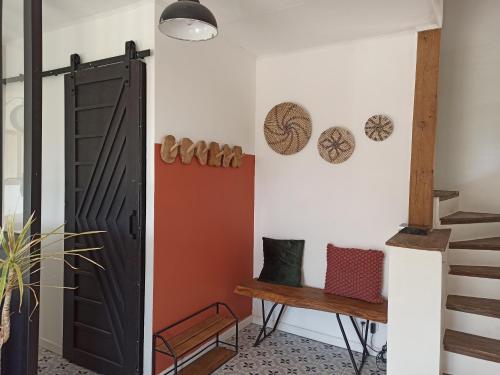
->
[0,263,9,303]
[12,263,24,309]
[0,212,104,348]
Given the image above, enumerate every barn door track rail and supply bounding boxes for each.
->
[2,40,150,85]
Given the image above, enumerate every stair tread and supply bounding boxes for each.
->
[156,315,236,357]
[450,237,500,251]
[434,190,460,201]
[179,347,236,375]
[441,211,500,225]
[447,295,500,319]
[444,329,500,363]
[449,265,500,280]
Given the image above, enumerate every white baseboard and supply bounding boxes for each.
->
[252,315,377,356]
[39,337,62,355]
[158,315,253,375]
[220,315,253,341]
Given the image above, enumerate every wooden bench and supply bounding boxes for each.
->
[235,279,388,375]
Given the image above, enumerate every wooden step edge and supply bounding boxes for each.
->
[449,265,500,280]
[444,329,500,364]
[434,190,459,201]
[385,228,451,253]
[441,211,500,225]
[450,237,500,251]
[178,347,236,375]
[174,317,237,357]
[447,295,500,319]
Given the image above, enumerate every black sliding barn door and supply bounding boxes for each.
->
[63,58,146,375]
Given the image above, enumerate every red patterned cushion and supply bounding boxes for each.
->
[324,244,385,304]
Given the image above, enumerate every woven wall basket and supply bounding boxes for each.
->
[317,127,355,164]
[364,114,394,142]
[264,102,312,155]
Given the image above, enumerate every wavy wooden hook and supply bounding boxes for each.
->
[160,135,179,164]
[194,141,209,166]
[180,138,196,165]
[161,135,243,168]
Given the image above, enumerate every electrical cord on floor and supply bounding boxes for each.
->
[360,321,381,352]
[370,332,377,352]
[376,343,387,371]
[358,320,387,371]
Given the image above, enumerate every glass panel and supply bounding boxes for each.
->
[2,0,24,230]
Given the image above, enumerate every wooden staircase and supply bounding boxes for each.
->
[435,190,500,374]
[434,190,460,201]
[444,330,500,363]
[450,237,500,251]
[447,295,500,319]
[441,211,500,225]
[449,265,500,279]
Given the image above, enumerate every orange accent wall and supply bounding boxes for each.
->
[153,144,254,373]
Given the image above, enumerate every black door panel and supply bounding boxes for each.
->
[64,60,145,375]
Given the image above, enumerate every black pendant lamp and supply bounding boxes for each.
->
[158,0,218,42]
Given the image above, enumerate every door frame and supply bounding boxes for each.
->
[1,1,148,370]
[0,1,43,374]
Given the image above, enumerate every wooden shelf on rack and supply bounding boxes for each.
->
[179,347,236,375]
[156,315,236,357]
[153,302,239,375]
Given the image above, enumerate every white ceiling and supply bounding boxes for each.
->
[200,0,442,56]
[2,0,141,42]
[3,0,442,56]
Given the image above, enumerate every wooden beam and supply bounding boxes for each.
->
[408,29,441,228]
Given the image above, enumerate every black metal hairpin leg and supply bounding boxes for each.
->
[254,300,286,347]
[336,314,370,375]
[350,316,370,364]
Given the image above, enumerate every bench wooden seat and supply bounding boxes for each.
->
[235,279,388,323]
[235,279,388,375]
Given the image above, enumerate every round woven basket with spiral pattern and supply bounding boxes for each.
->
[264,102,312,155]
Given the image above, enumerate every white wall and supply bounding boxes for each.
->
[153,3,256,153]
[387,245,445,375]
[4,1,156,361]
[435,0,500,212]
[4,2,256,372]
[254,32,417,351]
[149,4,256,374]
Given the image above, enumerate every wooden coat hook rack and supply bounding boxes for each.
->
[160,135,243,168]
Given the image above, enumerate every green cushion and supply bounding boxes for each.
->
[258,237,304,287]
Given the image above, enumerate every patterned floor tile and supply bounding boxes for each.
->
[214,324,386,375]
[38,348,99,375]
[38,324,386,375]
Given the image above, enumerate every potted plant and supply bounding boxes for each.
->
[0,213,103,364]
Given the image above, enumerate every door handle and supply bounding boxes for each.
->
[129,210,138,240]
